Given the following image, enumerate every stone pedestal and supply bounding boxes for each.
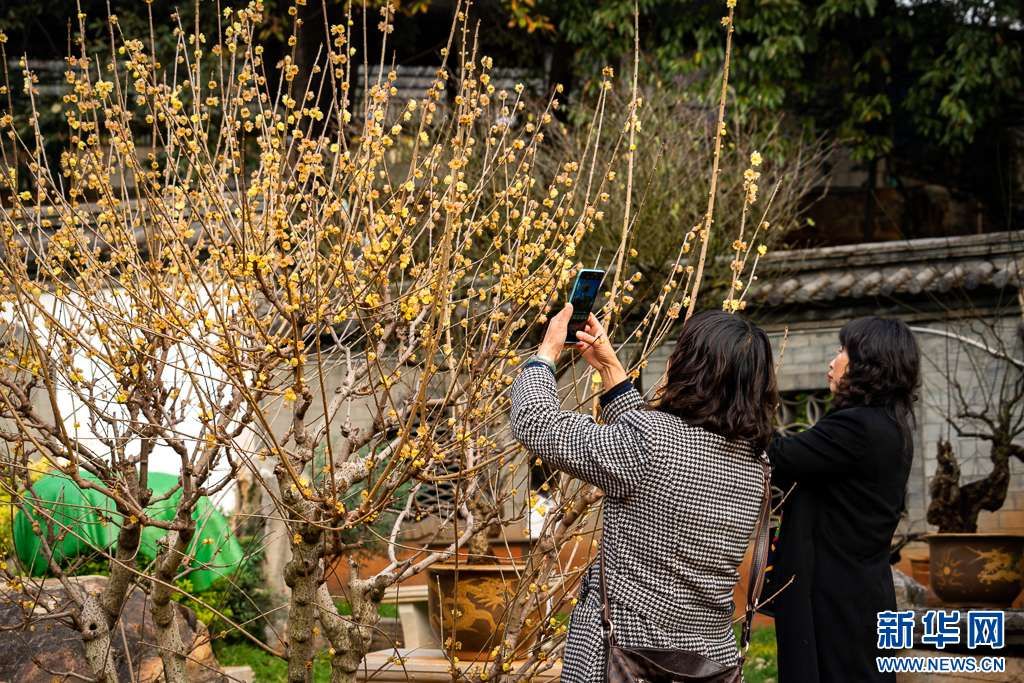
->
[381,583,438,649]
[356,649,561,682]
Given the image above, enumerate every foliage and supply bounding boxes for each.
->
[177,542,274,642]
[544,0,1023,164]
[214,641,333,682]
[0,499,12,557]
[737,624,779,683]
[333,598,398,619]
[0,459,50,559]
[8,1,1020,165]
[242,0,1024,228]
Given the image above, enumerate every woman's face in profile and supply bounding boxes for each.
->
[827,346,849,394]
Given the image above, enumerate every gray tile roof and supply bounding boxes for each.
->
[750,231,1024,307]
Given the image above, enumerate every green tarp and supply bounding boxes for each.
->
[13,470,244,591]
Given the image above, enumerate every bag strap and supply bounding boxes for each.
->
[599,516,615,643]
[598,454,773,652]
[739,455,773,650]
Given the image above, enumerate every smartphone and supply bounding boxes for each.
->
[565,268,605,344]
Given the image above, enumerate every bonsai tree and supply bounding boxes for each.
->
[926,309,1024,533]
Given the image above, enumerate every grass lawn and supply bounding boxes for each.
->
[214,641,332,682]
[214,625,778,682]
[740,624,779,683]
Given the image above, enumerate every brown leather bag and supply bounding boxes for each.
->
[600,458,772,683]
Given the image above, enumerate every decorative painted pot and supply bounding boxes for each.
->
[426,562,542,661]
[926,533,1024,606]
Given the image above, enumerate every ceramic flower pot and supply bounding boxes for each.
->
[926,533,1024,606]
[426,562,546,662]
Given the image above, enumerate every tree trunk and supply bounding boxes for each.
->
[317,578,380,683]
[151,529,194,683]
[77,593,119,683]
[83,504,146,683]
[284,509,324,683]
[928,437,1014,533]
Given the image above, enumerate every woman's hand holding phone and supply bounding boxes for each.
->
[537,303,574,363]
[537,304,628,388]
[574,313,628,387]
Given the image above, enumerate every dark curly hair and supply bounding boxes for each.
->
[833,316,921,452]
[645,310,779,452]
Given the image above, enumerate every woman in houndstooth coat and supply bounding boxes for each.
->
[509,306,778,683]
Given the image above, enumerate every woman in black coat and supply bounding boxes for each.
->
[765,317,920,683]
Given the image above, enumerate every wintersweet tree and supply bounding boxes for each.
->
[0,1,794,681]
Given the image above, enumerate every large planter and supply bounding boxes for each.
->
[426,562,542,661]
[926,533,1024,606]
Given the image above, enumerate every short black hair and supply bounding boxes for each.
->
[835,316,921,452]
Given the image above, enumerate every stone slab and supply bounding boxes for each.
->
[222,665,256,682]
[356,648,561,681]
[381,584,438,650]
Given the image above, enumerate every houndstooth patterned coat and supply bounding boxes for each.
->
[508,361,767,683]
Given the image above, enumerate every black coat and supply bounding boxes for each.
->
[763,405,912,683]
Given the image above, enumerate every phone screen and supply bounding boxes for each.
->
[566,269,604,343]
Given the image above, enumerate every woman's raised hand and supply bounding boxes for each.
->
[574,313,623,373]
[537,306,628,387]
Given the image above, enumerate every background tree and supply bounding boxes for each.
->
[115,0,1021,236]
[924,303,1024,533]
[543,81,827,378]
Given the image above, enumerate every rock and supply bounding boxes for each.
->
[0,575,225,682]
[893,567,928,609]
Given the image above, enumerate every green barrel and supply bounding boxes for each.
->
[13,470,243,591]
